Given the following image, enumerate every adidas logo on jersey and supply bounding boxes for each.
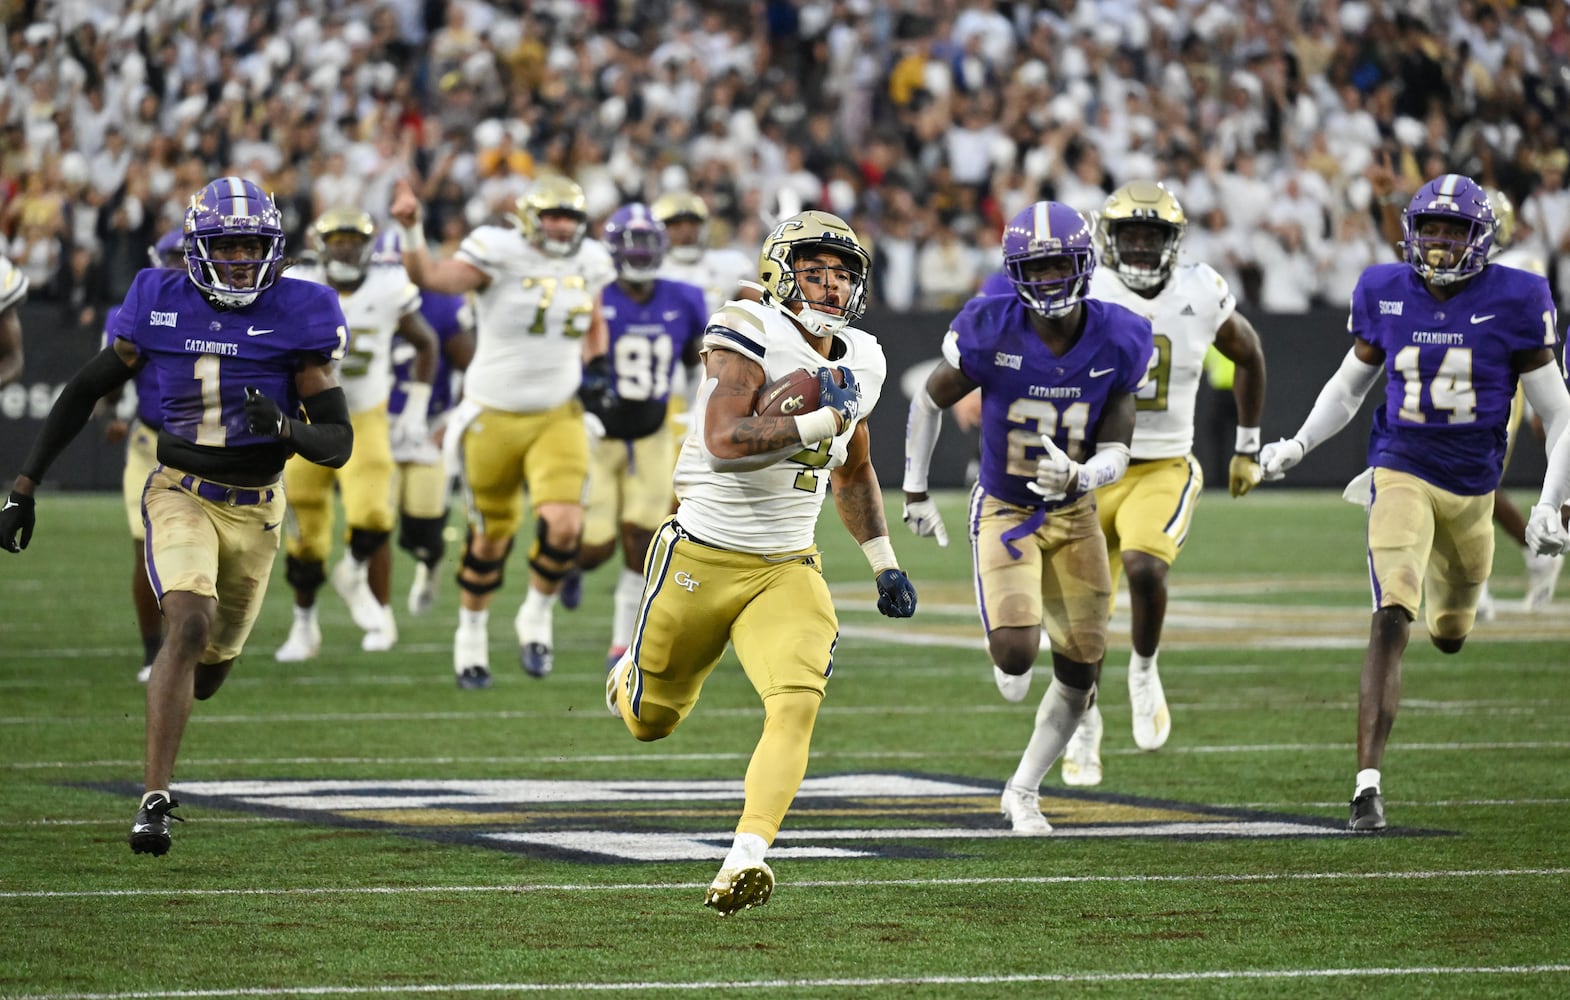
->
[1180,304,1196,316]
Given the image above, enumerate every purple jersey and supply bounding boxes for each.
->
[599,277,707,438]
[1352,261,1558,495]
[103,304,163,430]
[978,271,1013,298]
[948,295,1153,508]
[388,290,468,419]
[110,270,347,453]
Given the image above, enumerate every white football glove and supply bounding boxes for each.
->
[902,497,949,547]
[1258,437,1306,481]
[1525,502,1569,557]
[584,411,607,442]
[1026,434,1079,501]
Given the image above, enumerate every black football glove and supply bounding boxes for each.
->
[0,491,36,553]
[875,568,917,618]
[817,365,860,429]
[244,386,286,438]
[577,355,617,417]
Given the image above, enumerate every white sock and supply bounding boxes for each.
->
[719,831,769,872]
[612,568,645,649]
[1130,650,1157,673]
[294,605,317,628]
[1008,679,1095,791]
[518,585,557,642]
[1356,768,1381,795]
[459,607,489,632]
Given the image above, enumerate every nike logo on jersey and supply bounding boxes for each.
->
[247,326,275,336]
[263,521,281,532]
[1089,367,1115,378]
[1470,314,1495,324]
[663,310,681,321]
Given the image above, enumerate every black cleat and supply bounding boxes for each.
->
[456,665,492,690]
[129,794,184,855]
[521,642,553,678]
[559,569,583,611]
[1349,787,1386,831]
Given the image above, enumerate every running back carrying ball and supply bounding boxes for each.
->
[755,367,829,417]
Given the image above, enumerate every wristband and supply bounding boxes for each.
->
[794,407,841,446]
[1235,426,1261,455]
[860,535,899,574]
[400,382,432,420]
[398,222,427,252]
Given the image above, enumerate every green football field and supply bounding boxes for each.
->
[3,489,1568,999]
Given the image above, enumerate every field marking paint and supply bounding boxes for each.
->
[3,867,1566,900]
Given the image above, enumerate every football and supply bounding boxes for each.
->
[755,368,826,417]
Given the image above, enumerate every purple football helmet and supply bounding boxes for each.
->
[1001,202,1096,317]
[148,229,186,268]
[1401,174,1495,286]
[602,202,669,282]
[183,176,286,307]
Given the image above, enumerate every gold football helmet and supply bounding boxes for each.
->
[514,174,588,256]
[1485,187,1516,249]
[310,206,377,285]
[1098,181,1186,291]
[757,210,871,337]
[652,191,710,264]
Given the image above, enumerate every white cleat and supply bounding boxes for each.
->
[1128,661,1171,751]
[704,861,774,916]
[136,664,153,684]
[360,606,399,652]
[1061,703,1104,787]
[331,557,384,631]
[274,618,321,662]
[1475,581,1497,622]
[605,651,634,719]
[993,665,1031,703]
[408,562,439,616]
[1000,783,1052,835]
[1523,549,1564,611]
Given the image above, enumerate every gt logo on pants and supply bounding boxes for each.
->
[674,570,700,592]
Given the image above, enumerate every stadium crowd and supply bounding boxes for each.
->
[4,0,1570,322]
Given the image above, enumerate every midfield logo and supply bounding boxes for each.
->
[88,772,1376,862]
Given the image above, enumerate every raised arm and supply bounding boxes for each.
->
[389,178,490,296]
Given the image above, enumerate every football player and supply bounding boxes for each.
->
[0,176,353,855]
[1053,181,1267,787]
[577,203,706,667]
[604,210,918,915]
[0,252,28,386]
[100,230,187,682]
[391,174,612,688]
[275,207,438,659]
[1259,174,1570,831]
[902,201,1154,835]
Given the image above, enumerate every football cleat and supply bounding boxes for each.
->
[407,562,439,616]
[1349,787,1387,831]
[1000,783,1052,835]
[704,861,775,916]
[606,645,628,673]
[331,557,383,632]
[1061,703,1103,787]
[521,642,553,678]
[456,665,492,690]
[559,569,583,611]
[454,623,489,679]
[137,664,153,684]
[129,793,184,855]
[274,617,321,663]
[1128,660,1171,750]
[993,665,1031,703]
[1475,581,1497,622]
[605,652,638,719]
[1523,549,1563,611]
[360,606,398,652]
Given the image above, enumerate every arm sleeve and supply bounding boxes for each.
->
[902,385,943,493]
[1292,348,1382,453]
[1522,364,1570,495]
[20,347,135,483]
[287,386,354,468]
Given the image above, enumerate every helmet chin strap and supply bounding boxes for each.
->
[777,297,843,338]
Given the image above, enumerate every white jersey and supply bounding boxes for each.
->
[457,226,615,412]
[1493,246,1549,278]
[1088,262,1236,459]
[0,256,29,312]
[295,263,419,413]
[659,247,754,317]
[673,299,887,554]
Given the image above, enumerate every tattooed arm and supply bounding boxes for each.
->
[700,348,813,472]
[830,420,888,543]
